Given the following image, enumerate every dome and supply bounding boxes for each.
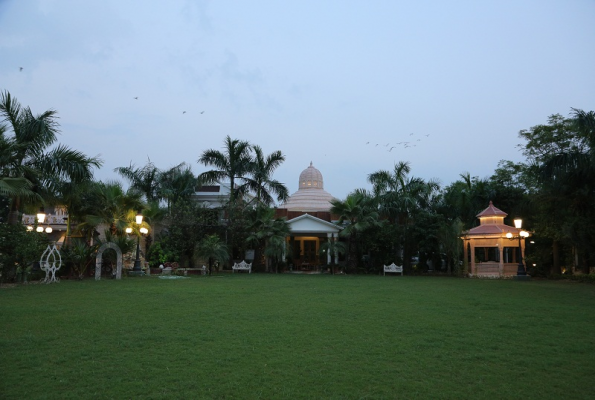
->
[278,162,335,212]
[298,162,324,189]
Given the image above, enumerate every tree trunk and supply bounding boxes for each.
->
[551,240,561,275]
[7,196,20,225]
[347,233,358,273]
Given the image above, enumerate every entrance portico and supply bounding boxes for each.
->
[286,214,342,269]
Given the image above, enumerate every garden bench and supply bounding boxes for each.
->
[384,263,403,276]
[232,260,252,273]
[177,267,207,276]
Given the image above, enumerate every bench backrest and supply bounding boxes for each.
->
[233,260,252,269]
[384,263,403,272]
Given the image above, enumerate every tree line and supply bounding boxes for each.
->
[1,89,593,280]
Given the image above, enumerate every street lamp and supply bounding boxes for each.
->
[132,212,147,272]
[506,218,530,276]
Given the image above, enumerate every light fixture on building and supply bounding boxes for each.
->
[45,226,53,234]
[36,226,44,233]
[36,207,46,224]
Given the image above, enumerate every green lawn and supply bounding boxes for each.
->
[1,275,594,399]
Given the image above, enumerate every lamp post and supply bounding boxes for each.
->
[132,212,144,272]
[506,218,530,276]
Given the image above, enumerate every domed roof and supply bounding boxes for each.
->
[299,162,324,189]
[278,162,335,212]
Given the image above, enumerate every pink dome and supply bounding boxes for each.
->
[278,162,335,211]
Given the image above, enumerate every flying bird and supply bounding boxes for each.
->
[134,97,138,100]
[183,111,186,114]
[389,147,395,152]
[425,134,430,137]
[19,67,23,71]
[410,133,414,136]
[200,111,205,114]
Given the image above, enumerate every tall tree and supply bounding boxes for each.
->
[242,145,289,206]
[0,91,102,224]
[330,191,380,273]
[537,108,595,273]
[246,205,290,272]
[368,161,440,269]
[197,136,252,203]
[81,181,144,237]
[158,162,197,211]
[114,159,162,204]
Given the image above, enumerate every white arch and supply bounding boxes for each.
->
[95,242,123,280]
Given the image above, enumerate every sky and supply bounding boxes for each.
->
[1,0,594,202]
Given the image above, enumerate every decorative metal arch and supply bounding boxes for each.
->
[40,243,62,284]
[95,242,123,280]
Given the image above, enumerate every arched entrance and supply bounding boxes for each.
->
[95,242,123,280]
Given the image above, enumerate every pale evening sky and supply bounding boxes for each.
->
[1,0,593,201]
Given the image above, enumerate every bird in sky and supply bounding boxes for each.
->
[19,67,23,71]
[389,147,395,152]
[200,111,205,114]
[410,133,414,136]
[425,134,430,137]
[183,111,186,114]
[134,97,138,100]
[366,141,369,144]
[375,144,379,146]
[417,139,421,141]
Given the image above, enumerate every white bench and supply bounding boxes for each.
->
[232,260,252,274]
[384,263,403,276]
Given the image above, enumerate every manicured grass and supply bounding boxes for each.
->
[1,275,594,399]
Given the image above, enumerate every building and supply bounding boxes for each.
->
[276,162,343,268]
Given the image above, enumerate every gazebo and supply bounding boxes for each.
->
[461,201,529,277]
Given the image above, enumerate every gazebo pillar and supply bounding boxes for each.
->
[470,242,476,276]
[326,233,332,265]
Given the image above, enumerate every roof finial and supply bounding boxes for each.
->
[310,161,313,167]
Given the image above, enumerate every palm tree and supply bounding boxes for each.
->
[197,136,252,203]
[368,162,440,268]
[263,234,291,273]
[330,191,380,273]
[246,206,290,272]
[81,181,145,237]
[318,239,347,274]
[114,159,162,203]
[242,145,289,206]
[196,234,230,275]
[0,91,102,224]
[158,162,198,212]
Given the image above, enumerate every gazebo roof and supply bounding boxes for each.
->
[466,224,517,236]
[476,201,507,218]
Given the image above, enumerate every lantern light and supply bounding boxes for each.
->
[37,208,46,224]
